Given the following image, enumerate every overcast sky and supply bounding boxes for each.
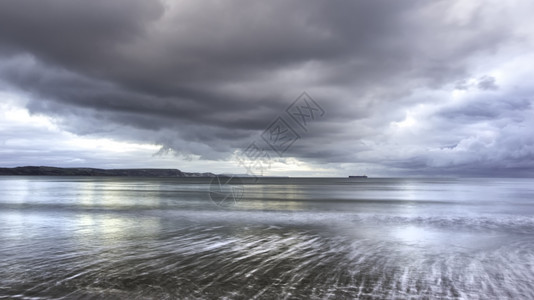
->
[1,0,533,177]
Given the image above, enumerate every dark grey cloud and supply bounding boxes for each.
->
[0,0,532,176]
[477,76,499,91]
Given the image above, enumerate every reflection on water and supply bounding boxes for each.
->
[0,176,534,299]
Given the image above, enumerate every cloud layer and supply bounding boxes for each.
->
[1,0,533,176]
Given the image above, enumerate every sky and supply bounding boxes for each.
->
[1,0,534,177]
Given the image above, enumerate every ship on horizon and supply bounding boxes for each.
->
[348,175,368,178]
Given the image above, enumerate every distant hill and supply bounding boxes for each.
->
[0,166,216,177]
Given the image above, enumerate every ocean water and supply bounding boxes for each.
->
[0,176,533,299]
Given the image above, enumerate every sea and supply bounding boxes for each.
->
[0,176,533,299]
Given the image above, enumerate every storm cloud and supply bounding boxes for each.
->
[0,0,533,176]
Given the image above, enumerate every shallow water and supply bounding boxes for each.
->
[0,177,533,299]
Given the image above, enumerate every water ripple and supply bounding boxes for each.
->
[1,225,533,299]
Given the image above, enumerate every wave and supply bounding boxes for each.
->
[1,224,533,299]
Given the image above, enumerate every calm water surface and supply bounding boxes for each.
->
[0,177,533,299]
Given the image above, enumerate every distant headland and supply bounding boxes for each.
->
[0,166,216,177]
